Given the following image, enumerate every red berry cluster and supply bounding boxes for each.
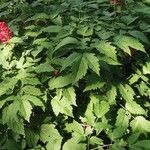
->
[111,0,122,4]
[0,21,13,44]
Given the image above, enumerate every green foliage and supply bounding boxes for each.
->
[0,0,150,149]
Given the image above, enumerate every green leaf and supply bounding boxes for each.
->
[19,99,32,122]
[143,62,150,74]
[22,85,43,96]
[84,53,100,75]
[22,95,44,107]
[40,124,62,150]
[25,128,39,148]
[2,102,24,135]
[114,35,145,55]
[41,25,62,33]
[26,13,49,22]
[65,120,84,135]
[125,101,146,115]
[84,75,105,91]
[61,52,80,72]
[127,133,140,145]
[118,84,135,102]
[130,116,150,133]
[72,53,88,83]
[63,87,76,106]
[96,41,117,61]
[54,37,78,51]
[106,85,117,105]
[0,100,6,109]
[35,63,54,73]
[9,37,23,44]
[94,101,110,118]
[51,89,74,117]
[133,140,150,149]
[49,74,73,90]
[128,30,149,44]
[63,135,86,150]
[89,136,103,145]
[77,25,93,37]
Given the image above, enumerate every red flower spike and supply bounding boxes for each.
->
[0,21,13,45]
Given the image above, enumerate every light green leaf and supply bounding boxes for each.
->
[114,35,145,55]
[22,85,43,96]
[40,124,62,150]
[125,101,146,115]
[41,25,62,33]
[9,37,23,44]
[22,95,44,107]
[96,41,117,61]
[0,100,6,109]
[26,13,49,22]
[143,62,150,74]
[63,135,86,150]
[49,74,73,90]
[94,101,110,118]
[65,120,84,135]
[118,84,135,102]
[54,37,78,51]
[63,87,76,106]
[35,63,54,73]
[20,99,32,122]
[130,116,150,133]
[89,136,103,145]
[84,53,100,75]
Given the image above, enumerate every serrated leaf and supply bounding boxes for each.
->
[96,41,117,61]
[51,89,73,117]
[40,124,62,150]
[35,63,54,73]
[84,75,105,91]
[25,128,39,148]
[127,133,140,145]
[2,102,24,135]
[41,25,62,33]
[84,53,100,75]
[49,74,73,90]
[115,109,130,128]
[54,37,78,51]
[106,85,117,105]
[9,37,23,44]
[114,35,145,55]
[130,116,150,133]
[133,140,150,149]
[20,99,32,122]
[125,101,146,115]
[128,30,149,44]
[0,100,6,109]
[26,13,49,22]
[143,62,150,74]
[22,85,43,96]
[89,136,103,145]
[94,101,110,118]
[63,135,86,150]
[22,95,44,107]
[65,120,84,135]
[63,87,76,106]
[118,84,135,102]
[61,52,80,72]
[72,53,88,83]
